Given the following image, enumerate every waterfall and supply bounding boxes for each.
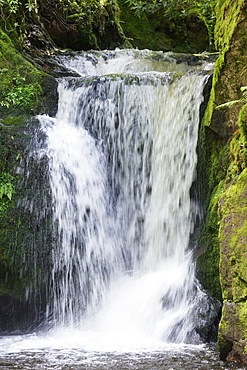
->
[36,50,212,343]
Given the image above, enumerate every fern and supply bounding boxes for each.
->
[217,86,247,109]
[0,173,15,201]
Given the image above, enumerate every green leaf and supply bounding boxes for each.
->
[216,99,245,109]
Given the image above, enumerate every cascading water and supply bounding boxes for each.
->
[3,49,240,370]
[34,50,212,343]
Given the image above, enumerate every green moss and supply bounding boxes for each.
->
[214,0,245,53]
[197,181,225,301]
[0,25,57,306]
[202,53,225,127]
[219,169,247,302]
[219,301,247,346]
[0,172,15,217]
[2,116,25,126]
[0,28,44,116]
[196,101,231,301]
[203,0,247,135]
[199,2,247,326]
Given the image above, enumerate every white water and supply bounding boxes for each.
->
[0,51,217,365]
[33,50,211,345]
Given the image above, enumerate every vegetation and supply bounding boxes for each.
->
[0,0,126,50]
[0,0,217,52]
[0,172,14,216]
[0,28,44,116]
[217,87,247,110]
[122,0,216,49]
[0,74,42,110]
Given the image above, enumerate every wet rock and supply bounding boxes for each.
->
[0,295,32,334]
[226,340,247,364]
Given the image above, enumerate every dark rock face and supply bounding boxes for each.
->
[194,292,221,343]
[0,121,53,334]
[0,295,35,334]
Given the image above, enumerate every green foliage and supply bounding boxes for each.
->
[0,172,14,201]
[0,0,98,43]
[0,74,42,110]
[123,0,216,48]
[0,0,125,50]
[0,172,14,217]
[0,0,39,40]
[0,29,44,115]
[0,0,20,14]
[0,0,38,13]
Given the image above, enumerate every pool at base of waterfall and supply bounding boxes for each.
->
[0,332,245,370]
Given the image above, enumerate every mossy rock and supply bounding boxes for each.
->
[219,169,247,302]
[196,181,224,302]
[196,119,230,303]
[217,169,247,362]
[198,4,247,361]
[219,300,247,362]
[203,0,247,137]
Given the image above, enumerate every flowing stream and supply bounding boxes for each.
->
[0,50,245,369]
